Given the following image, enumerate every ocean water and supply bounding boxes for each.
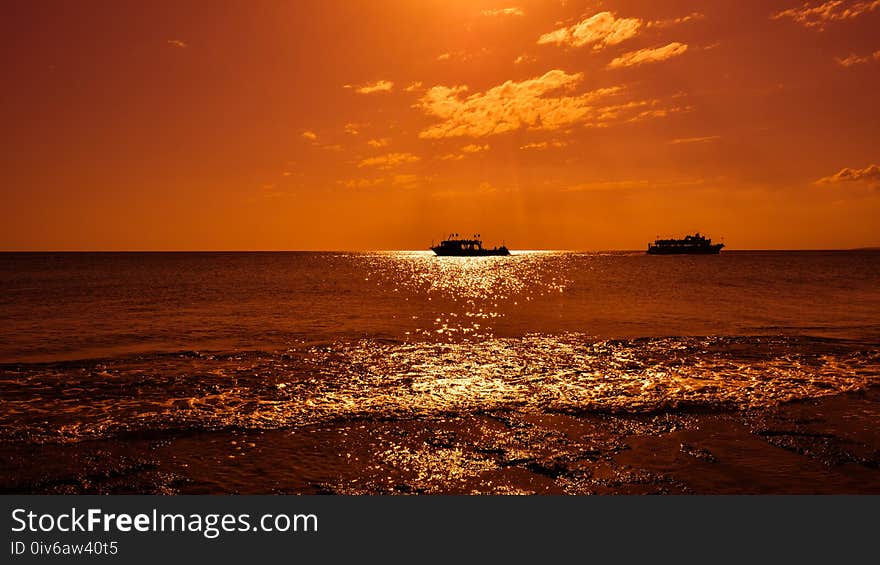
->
[1,250,879,444]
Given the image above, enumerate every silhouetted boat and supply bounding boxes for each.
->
[431,234,510,256]
[647,232,724,255]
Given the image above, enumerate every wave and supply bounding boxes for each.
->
[1,334,878,444]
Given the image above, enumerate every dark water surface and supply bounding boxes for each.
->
[1,251,879,445]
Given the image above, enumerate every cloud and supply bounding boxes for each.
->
[462,143,490,153]
[416,69,632,138]
[405,82,424,92]
[625,105,691,123]
[607,42,689,69]
[669,135,720,144]
[513,54,536,64]
[836,50,880,66]
[433,181,502,198]
[340,177,385,189]
[520,140,568,150]
[772,0,880,29]
[537,11,641,50]
[647,12,705,28]
[431,49,488,64]
[357,152,420,169]
[344,123,362,135]
[391,174,419,187]
[477,181,497,194]
[167,39,188,48]
[354,80,394,94]
[302,131,318,141]
[438,144,491,160]
[563,178,708,192]
[367,138,390,148]
[816,164,880,187]
[482,7,524,17]
[338,174,421,189]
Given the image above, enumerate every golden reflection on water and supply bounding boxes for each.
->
[363,251,571,338]
[5,335,878,444]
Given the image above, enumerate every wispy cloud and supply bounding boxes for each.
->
[357,152,420,169]
[563,178,708,192]
[353,80,394,94]
[647,12,705,28]
[416,70,683,138]
[344,123,362,135]
[537,12,641,50]
[391,174,419,188]
[482,7,524,17]
[816,164,880,187]
[437,144,491,161]
[607,42,688,69]
[167,39,188,48]
[340,177,384,189]
[405,82,424,92]
[669,135,720,144]
[367,138,390,148]
[439,153,465,161]
[301,130,344,151]
[433,181,502,199]
[436,53,451,61]
[417,70,624,138]
[338,174,421,189]
[462,143,490,153]
[625,104,691,123]
[520,140,568,150]
[836,50,880,66]
[772,0,880,29]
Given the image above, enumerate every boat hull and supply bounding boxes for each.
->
[432,247,510,257]
[647,244,723,255]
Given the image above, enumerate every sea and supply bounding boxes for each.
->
[1,250,879,445]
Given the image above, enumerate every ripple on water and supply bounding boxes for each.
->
[0,334,877,443]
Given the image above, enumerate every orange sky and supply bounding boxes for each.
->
[2,0,879,250]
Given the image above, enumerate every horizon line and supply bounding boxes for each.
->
[2,247,879,253]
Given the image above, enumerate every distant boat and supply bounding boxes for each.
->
[647,232,724,255]
[431,233,510,256]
